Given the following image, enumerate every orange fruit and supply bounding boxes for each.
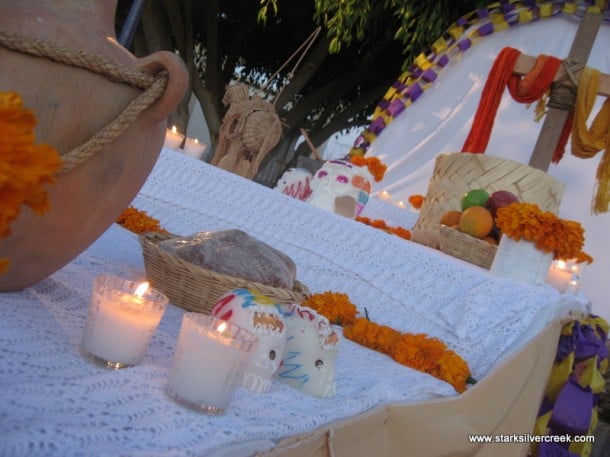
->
[439,210,462,227]
[459,206,493,239]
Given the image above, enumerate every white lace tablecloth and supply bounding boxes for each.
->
[0,149,586,457]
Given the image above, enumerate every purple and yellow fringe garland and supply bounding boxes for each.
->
[349,0,610,158]
[531,314,608,457]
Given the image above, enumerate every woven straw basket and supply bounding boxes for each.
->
[412,153,565,251]
[438,225,497,269]
[139,232,309,314]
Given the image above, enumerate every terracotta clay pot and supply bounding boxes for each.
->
[0,0,189,290]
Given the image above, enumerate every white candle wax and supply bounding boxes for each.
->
[183,137,207,159]
[167,314,257,414]
[163,126,185,150]
[565,279,580,294]
[81,276,168,369]
[546,261,573,293]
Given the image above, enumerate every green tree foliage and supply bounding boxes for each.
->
[116,0,483,184]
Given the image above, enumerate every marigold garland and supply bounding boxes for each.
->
[302,291,358,326]
[355,216,412,240]
[495,202,593,263]
[408,194,425,209]
[302,291,474,393]
[0,91,63,273]
[116,206,169,235]
[349,155,387,182]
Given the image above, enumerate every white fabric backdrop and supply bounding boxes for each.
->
[367,15,610,323]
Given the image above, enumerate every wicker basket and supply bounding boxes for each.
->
[412,153,565,249]
[438,225,497,269]
[139,232,309,314]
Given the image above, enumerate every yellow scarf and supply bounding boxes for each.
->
[571,67,610,214]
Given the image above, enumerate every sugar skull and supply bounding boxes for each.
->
[307,159,373,218]
[274,303,339,398]
[274,167,313,201]
[211,288,287,393]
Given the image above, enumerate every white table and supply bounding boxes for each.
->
[0,149,585,457]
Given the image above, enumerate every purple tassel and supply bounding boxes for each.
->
[500,3,515,14]
[538,442,579,457]
[408,83,423,102]
[369,117,386,135]
[548,375,593,435]
[386,99,405,118]
[421,69,437,83]
[538,395,554,417]
[377,99,390,111]
[555,333,574,363]
[477,22,494,37]
[437,55,449,67]
[504,12,519,26]
[574,323,603,360]
[457,39,471,52]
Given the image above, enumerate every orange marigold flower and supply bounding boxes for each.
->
[302,291,358,326]
[408,194,425,209]
[349,155,387,182]
[390,226,412,240]
[343,318,401,356]
[392,333,447,375]
[356,216,411,240]
[349,156,367,168]
[116,206,169,235]
[1,91,63,274]
[496,202,592,263]
[438,350,471,393]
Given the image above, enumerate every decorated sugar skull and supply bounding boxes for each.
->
[274,303,339,398]
[211,288,287,393]
[307,159,373,218]
[274,167,313,201]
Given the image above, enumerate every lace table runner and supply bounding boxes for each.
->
[0,149,585,457]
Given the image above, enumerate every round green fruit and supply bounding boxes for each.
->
[460,188,490,211]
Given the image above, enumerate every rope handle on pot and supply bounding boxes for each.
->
[0,30,168,172]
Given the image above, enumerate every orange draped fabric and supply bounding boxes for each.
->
[462,47,570,161]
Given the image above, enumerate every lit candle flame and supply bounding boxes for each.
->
[396,200,406,208]
[216,321,227,333]
[555,260,567,270]
[193,138,199,144]
[171,125,178,134]
[134,282,149,297]
[377,190,391,201]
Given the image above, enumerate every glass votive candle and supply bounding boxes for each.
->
[183,137,207,159]
[167,313,258,415]
[163,125,185,150]
[80,274,168,369]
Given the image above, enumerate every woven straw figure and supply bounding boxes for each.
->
[211,83,282,179]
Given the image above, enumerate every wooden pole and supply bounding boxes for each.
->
[527,11,602,171]
[300,128,322,161]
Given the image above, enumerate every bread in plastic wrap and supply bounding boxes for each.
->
[157,229,296,289]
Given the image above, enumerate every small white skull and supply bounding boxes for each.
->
[307,159,373,218]
[211,288,287,393]
[274,167,313,201]
[274,303,339,398]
